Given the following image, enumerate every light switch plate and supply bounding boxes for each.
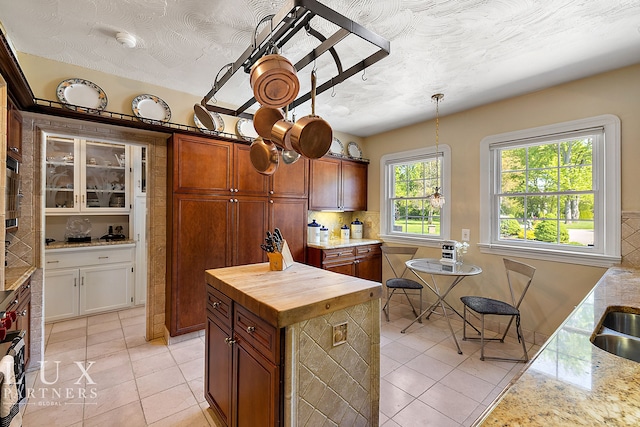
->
[332,322,347,346]
[462,229,470,242]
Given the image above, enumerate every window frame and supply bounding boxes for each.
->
[380,145,451,246]
[479,114,620,267]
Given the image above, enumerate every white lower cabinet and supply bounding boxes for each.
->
[45,245,135,322]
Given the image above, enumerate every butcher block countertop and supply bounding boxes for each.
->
[205,262,382,328]
[477,267,640,426]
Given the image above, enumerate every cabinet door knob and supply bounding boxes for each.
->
[10,147,19,153]
[18,310,27,317]
[246,326,256,333]
[230,188,234,193]
[211,301,220,309]
[224,337,236,346]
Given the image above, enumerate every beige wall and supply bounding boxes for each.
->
[364,63,640,337]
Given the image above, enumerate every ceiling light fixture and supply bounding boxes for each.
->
[115,32,137,48]
[430,93,445,209]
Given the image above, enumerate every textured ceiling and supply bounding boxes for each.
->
[0,0,639,136]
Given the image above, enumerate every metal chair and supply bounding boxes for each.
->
[381,246,423,323]
[461,258,536,362]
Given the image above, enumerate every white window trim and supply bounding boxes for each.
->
[479,114,621,267]
[380,145,451,247]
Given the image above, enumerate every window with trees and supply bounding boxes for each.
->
[380,145,451,244]
[479,115,620,267]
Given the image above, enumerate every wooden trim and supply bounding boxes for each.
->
[0,29,34,108]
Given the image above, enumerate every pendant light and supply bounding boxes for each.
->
[429,93,445,209]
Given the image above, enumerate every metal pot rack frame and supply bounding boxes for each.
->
[200,0,390,119]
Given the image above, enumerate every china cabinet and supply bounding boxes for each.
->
[45,135,130,214]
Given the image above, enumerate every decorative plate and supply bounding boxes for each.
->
[194,112,225,132]
[330,137,344,156]
[132,94,171,123]
[236,118,259,140]
[347,141,363,159]
[56,78,108,112]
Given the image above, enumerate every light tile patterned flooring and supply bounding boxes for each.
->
[23,303,538,426]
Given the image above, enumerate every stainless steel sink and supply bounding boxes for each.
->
[592,334,640,363]
[601,311,640,338]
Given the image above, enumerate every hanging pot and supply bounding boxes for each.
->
[194,103,216,130]
[249,137,279,176]
[250,53,299,108]
[253,106,284,139]
[281,149,300,164]
[271,106,295,151]
[289,70,332,159]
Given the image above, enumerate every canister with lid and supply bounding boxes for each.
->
[307,219,321,243]
[351,218,363,239]
[320,225,329,243]
[340,224,350,240]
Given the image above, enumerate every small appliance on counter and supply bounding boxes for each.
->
[351,218,363,239]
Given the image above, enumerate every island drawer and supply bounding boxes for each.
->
[235,304,279,363]
[207,286,233,329]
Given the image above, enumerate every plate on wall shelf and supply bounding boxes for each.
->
[194,111,225,132]
[347,141,363,159]
[236,118,259,140]
[132,94,171,123]
[330,137,344,156]
[56,78,108,112]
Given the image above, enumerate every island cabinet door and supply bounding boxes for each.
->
[206,313,233,426]
[232,340,280,427]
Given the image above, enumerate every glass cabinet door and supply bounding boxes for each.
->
[84,141,128,210]
[45,136,78,210]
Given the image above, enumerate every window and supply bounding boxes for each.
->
[380,145,451,245]
[479,115,620,267]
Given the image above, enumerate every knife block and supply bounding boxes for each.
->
[268,240,294,271]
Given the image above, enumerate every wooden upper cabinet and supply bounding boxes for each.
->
[171,134,232,194]
[7,100,22,161]
[233,144,270,196]
[309,157,368,211]
[269,157,309,198]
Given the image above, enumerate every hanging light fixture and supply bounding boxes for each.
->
[429,93,445,209]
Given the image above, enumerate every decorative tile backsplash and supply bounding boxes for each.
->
[622,212,640,268]
[307,211,380,240]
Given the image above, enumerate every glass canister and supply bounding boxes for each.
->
[307,219,321,243]
[340,224,350,240]
[351,218,363,239]
[320,225,329,243]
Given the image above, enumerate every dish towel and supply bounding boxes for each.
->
[7,336,25,408]
[0,354,21,427]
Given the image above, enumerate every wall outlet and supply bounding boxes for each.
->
[462,229,470,242]
[332,322,347,346]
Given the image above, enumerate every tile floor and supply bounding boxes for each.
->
[22,303,538,426]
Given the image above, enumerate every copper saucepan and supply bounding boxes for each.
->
[253,106,284,139]
[249,137,279,176]
[289,70,332,159]
[250,53,299,108]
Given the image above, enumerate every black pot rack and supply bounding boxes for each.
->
[200,0,390,119]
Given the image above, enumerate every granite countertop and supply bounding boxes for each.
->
[306,238,382,250]
[4,265,36,291]
[206,262,382,328]
[476,267,640,426]
[45,239,136,250]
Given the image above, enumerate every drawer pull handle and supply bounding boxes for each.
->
[224,337,236,346]
[74,278,77,287]
[99,256,109,259]
[47,260,60,264]
[247,326,256,333]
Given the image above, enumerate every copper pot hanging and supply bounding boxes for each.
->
[253,106,284,139]
[249,137,279,176]
[250,53,299,108]
[289,70,332,159]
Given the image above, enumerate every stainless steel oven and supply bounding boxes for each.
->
[6,156,20,230]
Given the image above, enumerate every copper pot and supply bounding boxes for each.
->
[253,106,284,139]
[249,137,279,176]
[289,70,332,159]
[250,53,299,108]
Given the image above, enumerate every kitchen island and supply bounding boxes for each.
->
[205,261,382,426]
[476,267,640,426]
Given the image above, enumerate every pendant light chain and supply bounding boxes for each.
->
[430,93,445,208]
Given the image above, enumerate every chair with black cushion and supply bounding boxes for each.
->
[461,258,536,362]
[381,246,423,323]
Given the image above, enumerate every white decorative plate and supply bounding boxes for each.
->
[56,78,108,112]
[132,94,171,122]
[330,137,344,155]
[347,141,363,159]
[236,118,259,140]
[194,112,225,132]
